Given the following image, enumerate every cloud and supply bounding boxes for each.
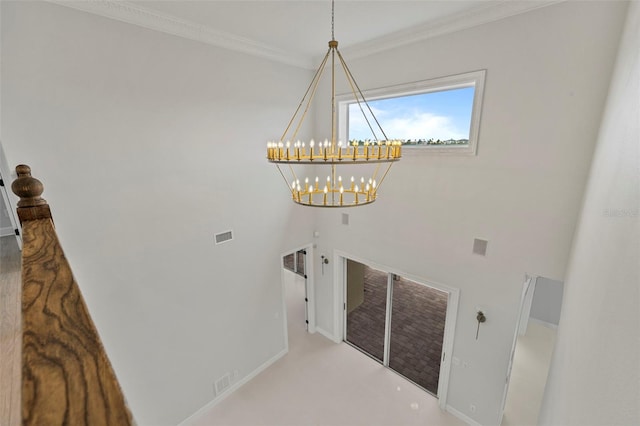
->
[384,112,467,140]
[350,108,467,141]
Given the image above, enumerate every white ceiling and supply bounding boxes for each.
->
[54,0,561,68]
[127,0,485,56]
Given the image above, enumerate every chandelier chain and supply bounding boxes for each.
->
[331,0,335,40]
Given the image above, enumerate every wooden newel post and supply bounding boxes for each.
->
[10,164,134,425]
[10,164,52,224]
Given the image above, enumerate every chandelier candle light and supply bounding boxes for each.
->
[266,1,401,207]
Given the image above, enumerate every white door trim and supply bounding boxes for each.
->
[333,249,459,409]
[518,275,537,336]
[281,244,316,337]
[437,286,458,410]
[0,140,22,249]
[279,265,290,353]
[498,274,536,425]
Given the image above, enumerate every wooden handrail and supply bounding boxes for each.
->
[11,165,133,425]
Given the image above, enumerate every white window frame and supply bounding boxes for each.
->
[338,69,486,156]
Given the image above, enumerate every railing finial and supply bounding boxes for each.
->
[11,164,51,223]
[12,164,47,207]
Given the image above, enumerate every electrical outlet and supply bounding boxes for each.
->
[214,373,231,396]
[470,404,476,413]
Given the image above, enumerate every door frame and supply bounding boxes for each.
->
[518,275,537,336]
[0,140,22,248]
[281,243,316,338]
[333,250,459,410]
[498,274,537,425]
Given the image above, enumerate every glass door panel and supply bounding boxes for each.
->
[388,276,448,395]
[283,250,306,277]
[283,253,294,271]
[345,260,388,362]
[296,249,305,276]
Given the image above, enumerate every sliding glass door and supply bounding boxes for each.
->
[345,259,448,396]
[388,275,448,394]
[345,260,388,362]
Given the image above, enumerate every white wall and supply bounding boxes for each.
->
[3,2,635,425]
[1,2,313,424]
[311,2,628,424]
[539,2,639,425]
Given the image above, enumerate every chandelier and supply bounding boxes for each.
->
[266,0,401,207]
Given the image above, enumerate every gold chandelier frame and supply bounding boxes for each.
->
[266,2,401,207]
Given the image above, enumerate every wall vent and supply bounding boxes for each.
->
[214,373,231,396]
[214,230,233,245]
[473,238,488,256]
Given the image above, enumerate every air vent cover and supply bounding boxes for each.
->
[215,230,233,245]
[473,238,488,256]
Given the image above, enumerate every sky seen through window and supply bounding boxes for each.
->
[348,87,475,143]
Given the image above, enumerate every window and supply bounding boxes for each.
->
[338,70,485,156]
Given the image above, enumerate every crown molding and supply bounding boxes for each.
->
[47,0,563,70]
[337,0,565,63]
[45,0,314,69]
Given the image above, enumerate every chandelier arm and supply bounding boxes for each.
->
[276,163,295,194]
[331,164,336,204]
[336,49,391,141]
[288,48,332,142]
[280,48,332,142]
[374,162,396,193]
[287,163,299,189]
[371,163,382,183]
[275,163,297,196]
[336,51,380,142]
[331,45,336,147]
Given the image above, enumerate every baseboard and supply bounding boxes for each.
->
[315,326,339,343]
[529,317,559,329]
[0,226,15,237]
[178,347,288,425]
[446,404,482,426]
